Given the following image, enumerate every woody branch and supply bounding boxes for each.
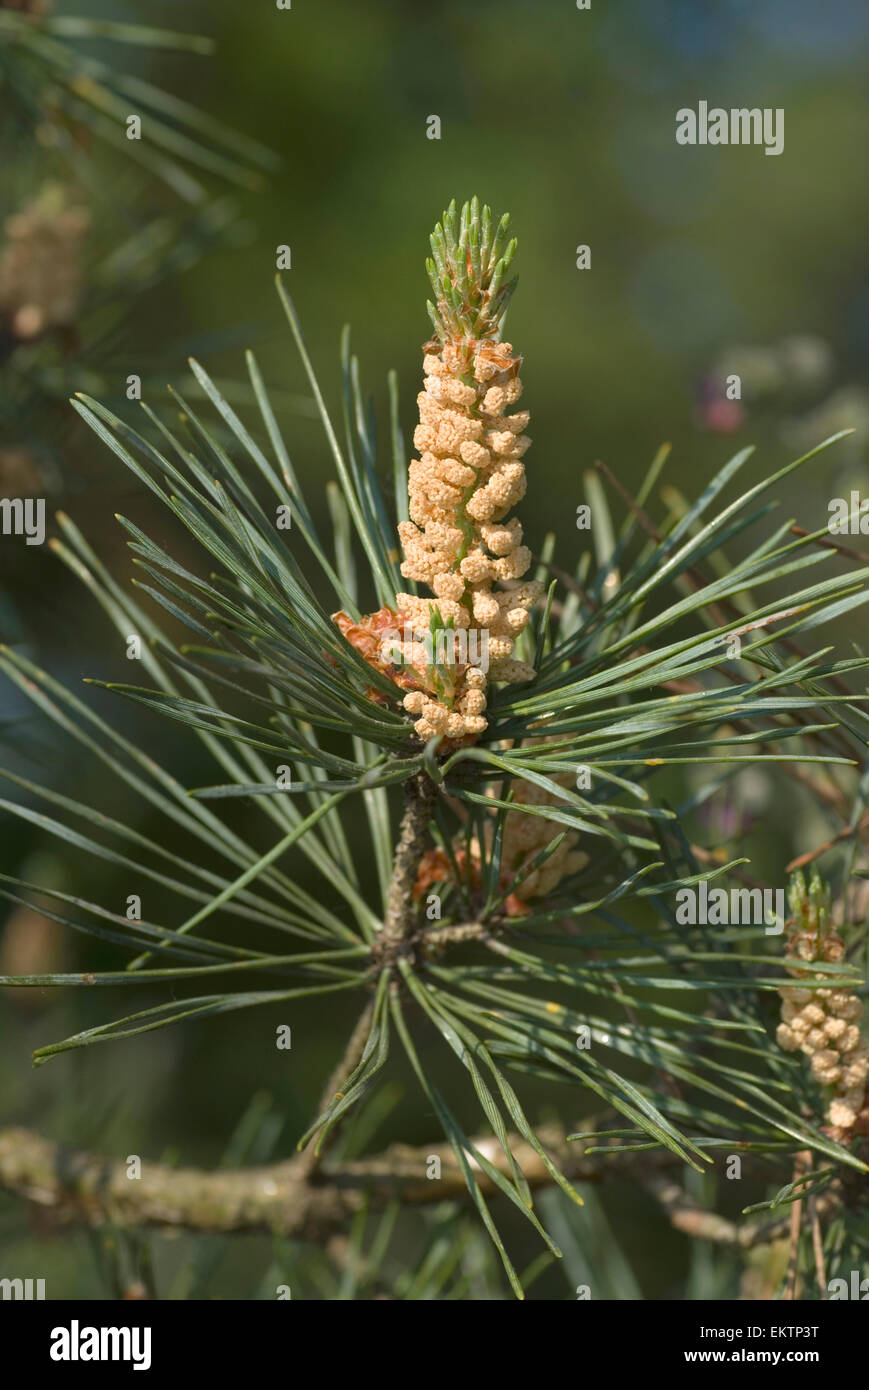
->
[0,1123,791,1248]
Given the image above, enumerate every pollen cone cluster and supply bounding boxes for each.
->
[334,200,544,748]
[776,871,869,1142]
[394,199,544,743]
[496,740,588,900]
[396,333,543,743]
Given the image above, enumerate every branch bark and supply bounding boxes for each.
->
[0,1123,785,1249]
[381,771,437,951]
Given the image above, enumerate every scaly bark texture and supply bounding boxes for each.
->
[381,772,439,948]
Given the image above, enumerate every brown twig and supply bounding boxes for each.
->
[642,1173,790,1249]
[790,524,869,567]
[782,1150,810,1300]
[297,997,376,1179]
[809,1193,827,1298]
[303,773,442,1173]
[0,1123,794,1249]
[786,810,869,873]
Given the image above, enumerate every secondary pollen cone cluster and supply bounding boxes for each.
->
[496,746,589,900]
[414,735,588,915]
[334,200,543,748]
[0,184,89,342]
[776,871,869,1142]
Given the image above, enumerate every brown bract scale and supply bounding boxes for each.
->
[332,608,419,705]
[413,845,529,919]
[331,605,481,750]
